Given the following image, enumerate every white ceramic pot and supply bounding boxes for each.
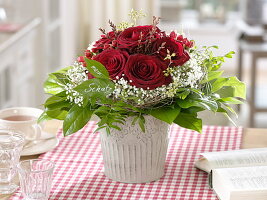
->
[100,115,170,183]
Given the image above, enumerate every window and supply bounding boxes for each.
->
[160,0,240,24]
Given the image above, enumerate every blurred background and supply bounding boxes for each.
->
[0,0,267,128]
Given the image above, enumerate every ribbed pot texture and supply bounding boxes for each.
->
[100,115,169,183]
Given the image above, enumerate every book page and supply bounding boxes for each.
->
[201,148,267,170]
[214,166,267,190]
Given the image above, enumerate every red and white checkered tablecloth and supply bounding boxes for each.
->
[11,122,242,200]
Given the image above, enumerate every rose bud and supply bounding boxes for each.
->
[177,35,183,41]
[170,31,177,39]
[188,40,194,48]
[77,56,85,62]
[85,50,92,59]
[111,40,117,47]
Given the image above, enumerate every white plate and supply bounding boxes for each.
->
[21,137,59,156]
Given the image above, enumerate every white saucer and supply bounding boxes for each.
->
[21,137,59,156]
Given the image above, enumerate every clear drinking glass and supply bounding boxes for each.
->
[0,129,24,194]
[17,159,54,200]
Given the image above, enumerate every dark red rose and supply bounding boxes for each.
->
[117,25,161,50]
[124,54,172,90]
[92,31,118,53]
[93,49,129,80]
[152,37,190,66]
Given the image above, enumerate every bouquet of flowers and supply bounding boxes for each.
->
[40,10,245,136]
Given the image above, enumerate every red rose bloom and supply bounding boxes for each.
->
[124,54,172,90]
[117,25,161,50]
[92,31,118,53]
[93,49,129,80]
[152,37,190,66]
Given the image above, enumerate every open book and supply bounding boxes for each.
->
[195,148,267,200]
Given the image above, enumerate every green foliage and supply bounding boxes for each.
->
[63,104,95,136]
[174,112,202,133]
[148,105,180,124]
[85,58,109,79]
[43,66,72,95]
[74,78,115,106]
[40,47,246,135]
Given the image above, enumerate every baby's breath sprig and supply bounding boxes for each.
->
[64,63,88,106]
[117,21,133,31]
[128,9,146,25]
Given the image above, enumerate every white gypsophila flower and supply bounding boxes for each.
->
[112,51,206,107]
[66,62,88,85]
[64,63,88,106]
[87,42,95,51]
[113,77,172,107]
[170,54,205,89]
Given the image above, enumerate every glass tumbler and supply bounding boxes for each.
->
[0,129,24,194]
[17,159,54,200]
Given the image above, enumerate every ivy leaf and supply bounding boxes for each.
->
[211,77,246,99]
[218,97,243,104]
[176,93,218,112]
[174,112,202,133]
[201,71,224,83]
[216,86,235,98]
[217,107,237,126]
[149,105,180,124]
[63,105,94,136]
[85,58,109,79]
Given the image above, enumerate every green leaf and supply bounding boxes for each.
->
[181,107,205,114]
[216,86,235,98]
[211,77,246,99]
[44,92,69,108]
[93,125,106,133]
[37,111,53,123]
[55,66,72,73]
[44,74,65,95]
[138,115,145,132]
[43,92,70,120]
[131,115,139,126]
[218,97,243,104]
[176,89,190,100]
[224,51,235,58]
[217,107,237,126]
[63,105,94,136]
[149,105,180,124]
[85,58,109,79]
[174,112,202,133]
[50,73,69,85]
[46,108,68,120]
[176,93,218,112]
[109,124,122,131]
[201,71,224,83]
[74,78,114,105]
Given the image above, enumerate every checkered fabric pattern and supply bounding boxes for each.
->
[11,122,242,200]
